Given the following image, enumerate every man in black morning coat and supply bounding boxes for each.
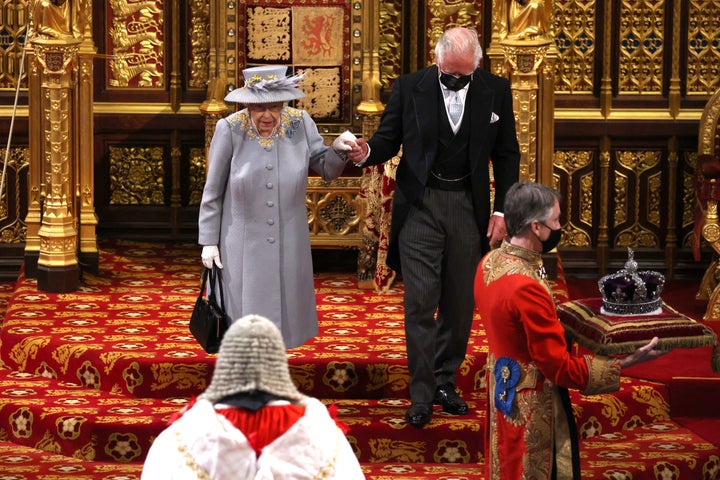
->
[344,26,520,427]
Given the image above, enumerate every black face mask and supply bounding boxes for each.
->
[440,71,473,91]
[540,225,562,254]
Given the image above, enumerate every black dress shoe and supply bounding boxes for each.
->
[405,402,433,427]
[434,384,468,415]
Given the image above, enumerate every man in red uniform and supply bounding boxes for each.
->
[474,181,667,480]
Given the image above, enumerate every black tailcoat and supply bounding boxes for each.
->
[363,66,521,271]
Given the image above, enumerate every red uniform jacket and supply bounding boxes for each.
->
[474,242,621,480]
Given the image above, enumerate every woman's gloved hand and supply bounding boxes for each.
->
[332,130,357,154]
[201,245,223,269]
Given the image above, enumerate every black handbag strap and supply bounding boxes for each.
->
[207,266,226,311]
[198,267,210,298]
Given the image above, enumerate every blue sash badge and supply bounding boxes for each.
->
[494,356,520,416]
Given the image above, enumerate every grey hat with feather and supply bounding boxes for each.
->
[225,65,306,105]
[199,314,306,404]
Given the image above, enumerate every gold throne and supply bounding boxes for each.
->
[694,87,720,321]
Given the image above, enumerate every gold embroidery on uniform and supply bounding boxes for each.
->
[487,353,554,478]
[583,355,621,395]
[481,241,553,299]
[520,380,554,479]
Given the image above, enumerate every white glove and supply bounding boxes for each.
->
[201,245,223,269]
[332,130,357,153]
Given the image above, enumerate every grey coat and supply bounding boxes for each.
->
[198,107,346,348]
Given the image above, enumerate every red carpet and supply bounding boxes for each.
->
[0,243,718,479]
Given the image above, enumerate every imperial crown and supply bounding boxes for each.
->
[598,248,665,315]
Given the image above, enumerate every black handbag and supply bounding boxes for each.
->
[189,266,230,354]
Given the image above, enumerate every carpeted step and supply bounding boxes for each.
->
[2,241,717,479]
[571,376,671,440]
[292,275,490,400]
[0,441,143,478]
[328,397,486,465]
[361,461,485,479]
[0,441,487,480]
[0,368,185,464]
[291,317,487,401]
[668,376,720,417]
[673,417,720,449]
[580,420,720,478]
[1,267,490,402]
[1,244,216,399]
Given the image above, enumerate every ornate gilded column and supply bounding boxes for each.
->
[26,0,96,291]
[200,0,229,164]
[668,0,681,118]
[597,136,611,274]
[487,0,510,77]
[501,38,554,182]
[24,45,42,277]
[76,0,99,274]
[599,0,613,117]
[31,36,81,292]
[491,0,556,183]
[665,136,678,277]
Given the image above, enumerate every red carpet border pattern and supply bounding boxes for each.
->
[0,241,718,479]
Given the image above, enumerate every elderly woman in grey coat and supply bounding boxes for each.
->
[198,65,355,349]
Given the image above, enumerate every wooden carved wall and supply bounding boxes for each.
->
[0,0,720,280]
[550,0,720,277]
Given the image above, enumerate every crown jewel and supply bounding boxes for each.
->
[598,248,665,315]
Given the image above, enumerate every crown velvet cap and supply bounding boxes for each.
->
[224,65,306,105]
[598,248,665,315]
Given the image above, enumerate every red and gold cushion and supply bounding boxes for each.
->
[557,297,719,372]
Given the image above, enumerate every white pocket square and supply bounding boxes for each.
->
[490,112,500,123]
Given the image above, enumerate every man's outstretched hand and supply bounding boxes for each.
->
[620,336,670,369]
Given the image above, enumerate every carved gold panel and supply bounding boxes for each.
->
[681,151,696,249]
[426,1,483,65]
[108,146,165,205]
[613,150,662,248]
[0,147,29,243]
[187,147,205,206]
[379,0,403,89]
[554,150,593,247]
[617,0,664,94]
[0,0,30,89]
[307,177,363,248]
[188,0,210,89]
[107,0,164,88]
[686,1,720,95]
[687,0,720,95]
[552,0,596,94]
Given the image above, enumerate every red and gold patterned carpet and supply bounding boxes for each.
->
[0,240,718,479]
